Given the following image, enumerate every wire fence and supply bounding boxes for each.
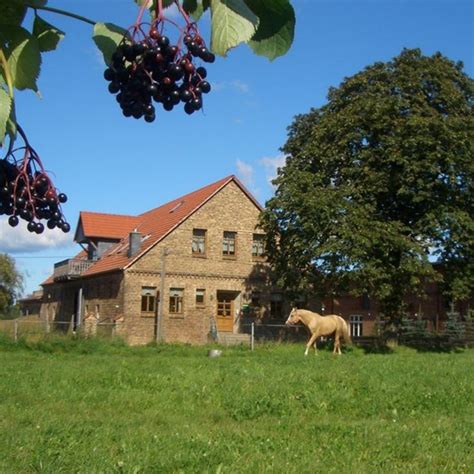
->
[0,316,473,350]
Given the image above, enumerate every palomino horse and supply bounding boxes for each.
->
[285,307,351,356]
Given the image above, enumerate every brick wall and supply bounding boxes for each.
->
[122,181,272,345]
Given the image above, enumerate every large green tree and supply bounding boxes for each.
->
[0,253,23,316]
[260,49,474,323]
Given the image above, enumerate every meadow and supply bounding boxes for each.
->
[0,335,472,473]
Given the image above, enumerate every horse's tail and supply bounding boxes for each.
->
[340,318,352,346]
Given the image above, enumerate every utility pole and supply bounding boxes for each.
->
[156,247,169,343]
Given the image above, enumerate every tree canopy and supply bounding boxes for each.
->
[260,49,474,322]
[0,253,23,316]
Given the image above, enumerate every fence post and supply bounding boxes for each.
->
[14,319,18,343]
[251,322,254,351]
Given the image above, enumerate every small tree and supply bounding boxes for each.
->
[260,49,474,325]
[0,253,24,318]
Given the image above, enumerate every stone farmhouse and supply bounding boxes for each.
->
[40,175,280,345]
[36,174,469,344]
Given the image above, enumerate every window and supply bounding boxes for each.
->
[350,315,363,337]
[252,234,265,258]
[223,231,236,257]
[141,287,157,314]
[270,293,283,318]
[196,289,206,307]
[192,229,207,255]
[169,288,184,314]
[361,293,371,310]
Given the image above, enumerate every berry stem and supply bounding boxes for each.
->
[175,1,192,26]
[135,2,149,30]
[157,0,165,21]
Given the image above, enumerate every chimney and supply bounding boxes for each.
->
[128,229,141,257]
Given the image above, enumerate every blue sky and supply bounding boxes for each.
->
[1,0,473,296]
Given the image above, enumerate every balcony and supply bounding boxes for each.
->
[53,258,93,281]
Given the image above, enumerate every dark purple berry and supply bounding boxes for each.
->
[158,35,170,47]
[200,81,211,93]
[108,82,120,94]
[196,67,207,78]
[184,102,195,115]
[180,89,192,102]
[104,68,116,81]
[8,215,19,227]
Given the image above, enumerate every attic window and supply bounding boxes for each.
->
[169,200,185,213]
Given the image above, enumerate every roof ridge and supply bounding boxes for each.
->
[80,210,139,218]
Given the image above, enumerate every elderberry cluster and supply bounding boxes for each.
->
[0,158,70,234]
[103,29,214,121]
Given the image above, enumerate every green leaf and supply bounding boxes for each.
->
[0,0,27,28]
[0,26,41,92]
[6,107,17,142]
[210,0,259,56]
[183,0,210,20]
[33,15,65,53]
[0,88,12,145]
[245,0,295,60]
[93,22,129,67]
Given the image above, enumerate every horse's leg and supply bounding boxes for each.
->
[333,332,341,355]
[305,333,319,356]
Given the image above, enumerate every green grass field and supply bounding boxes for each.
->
[0,335,472,473]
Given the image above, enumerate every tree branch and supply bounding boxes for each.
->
[25,4,97,26]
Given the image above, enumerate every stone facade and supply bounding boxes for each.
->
[120,181,272,345]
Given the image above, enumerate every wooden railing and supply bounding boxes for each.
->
[53,259,93,280]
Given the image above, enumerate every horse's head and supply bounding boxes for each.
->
[285,307,301,325]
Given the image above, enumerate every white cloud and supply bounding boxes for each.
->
[0,218,73,253]
[236,159,262,200]
[236,159,255,188]
[211,80,250,94]
[230,80,249,93]
[260,154,287,187]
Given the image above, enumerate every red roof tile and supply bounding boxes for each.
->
[76,212,140,240]
[75,175,261,278]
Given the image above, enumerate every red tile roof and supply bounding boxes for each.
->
[57,175,261,279]
[76,212,140,240]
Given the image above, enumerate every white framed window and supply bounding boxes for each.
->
[222,231,237,257]
[192,229,206,255]
[141,287,157,314]
[252,234,265,258]
[169,288,184,314]
[350,314,363,337]
[196,289,206,307]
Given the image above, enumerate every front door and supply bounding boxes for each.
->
[216,292,235,332]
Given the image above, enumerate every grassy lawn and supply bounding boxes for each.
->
[0,336,472,473]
